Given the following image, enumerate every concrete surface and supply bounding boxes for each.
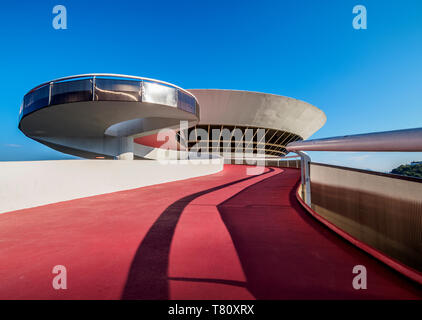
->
[310,163,422,272]
[188,89,326,140]
[0,159,223,214]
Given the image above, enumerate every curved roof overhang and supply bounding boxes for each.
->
[187,89,326,140]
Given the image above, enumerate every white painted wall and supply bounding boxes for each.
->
[0,159,223,214]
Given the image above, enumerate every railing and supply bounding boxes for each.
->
[19,74,199,121]
[265,155,301,168]
[286,127,422,282]
[286,127,422,205]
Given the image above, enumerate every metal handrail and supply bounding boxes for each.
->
[25,73,198,101]
[286,127,422,152]
[285,127,422,206]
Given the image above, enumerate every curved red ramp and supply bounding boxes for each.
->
[0,165,420,299]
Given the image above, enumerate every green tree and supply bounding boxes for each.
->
[391,163,422,178]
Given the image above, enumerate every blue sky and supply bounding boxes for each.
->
[0,0,421,171]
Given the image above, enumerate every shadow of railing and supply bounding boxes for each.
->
[121,168,273,300]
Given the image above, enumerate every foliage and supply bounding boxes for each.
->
[390,163,422,178]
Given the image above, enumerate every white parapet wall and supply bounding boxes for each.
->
[0,159,224,214]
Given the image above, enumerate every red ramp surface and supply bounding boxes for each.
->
[0,165,421,299]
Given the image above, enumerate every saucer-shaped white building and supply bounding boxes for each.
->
[19,74,326,160]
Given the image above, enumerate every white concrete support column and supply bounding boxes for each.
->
[116,136,134,160]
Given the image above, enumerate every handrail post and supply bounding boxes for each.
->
[48,82,53,105]
[92,76,96,101]
[297,151,311,206]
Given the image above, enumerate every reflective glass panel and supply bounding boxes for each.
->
[142,81,177,107]
[177,91,196,114]
[51,79,93,105]
[23,84,50,111]
[95,78,141,101]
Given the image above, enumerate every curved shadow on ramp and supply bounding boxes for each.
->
[121,168,274,300]
[216,169,422,299]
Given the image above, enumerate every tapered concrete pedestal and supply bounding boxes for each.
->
[116,137,134,160]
